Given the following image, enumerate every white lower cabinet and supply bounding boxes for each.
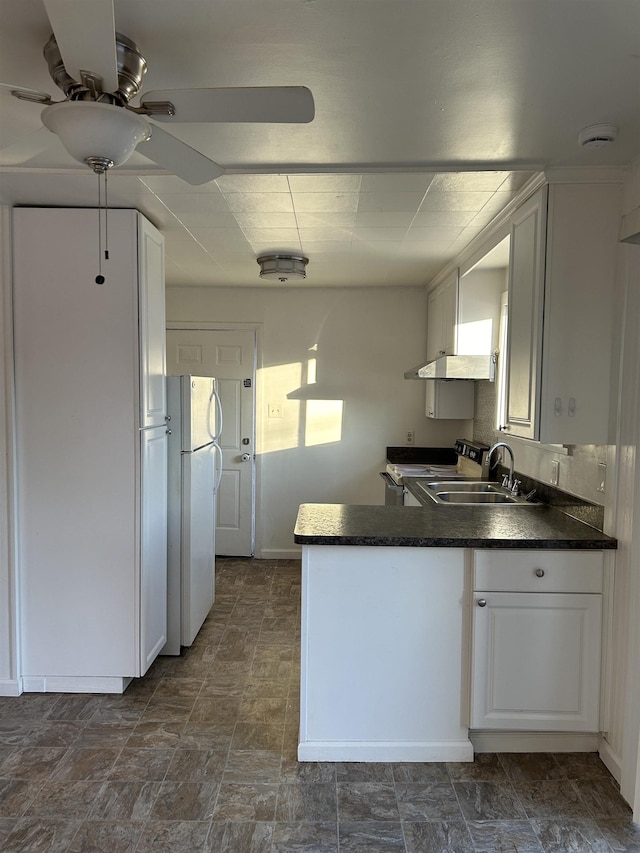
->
[470,550,603,732]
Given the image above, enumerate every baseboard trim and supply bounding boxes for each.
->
[598,736,622,783]
[298,739,474,762]
[470,730,599,753]
[21,676,132,694]
[0,679,22,697]
[259,548,302,560]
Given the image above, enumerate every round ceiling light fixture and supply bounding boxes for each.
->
[578,123,618,149]
[257,254,309,282]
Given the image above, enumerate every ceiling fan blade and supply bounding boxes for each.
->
[42,0,118,92]
[138,124,224,185]
[141,87,315,124]
[0,82,54,104]
[0,127,53,165]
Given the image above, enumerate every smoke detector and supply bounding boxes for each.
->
[578,124,618,149]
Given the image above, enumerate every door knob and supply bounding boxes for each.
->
[477,599,487,607]
[241,453,251,462]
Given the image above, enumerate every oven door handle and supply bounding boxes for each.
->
[380,471,404,491]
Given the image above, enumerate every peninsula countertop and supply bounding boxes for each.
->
[294,501,617,549]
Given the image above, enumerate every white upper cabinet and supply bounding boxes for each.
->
[426,272,458,362]
[502,179,621,444]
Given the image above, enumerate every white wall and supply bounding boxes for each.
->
[167,285,470,556]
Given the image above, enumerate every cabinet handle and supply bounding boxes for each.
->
[535,568,545,578]
[477,598,487,607]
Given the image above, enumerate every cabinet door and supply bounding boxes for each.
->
[140,426,168,675]
[138,216,166,428]
[502,187,547,438]
[426,380,474,419]
[471,591,601,731]
[426,273,458,361]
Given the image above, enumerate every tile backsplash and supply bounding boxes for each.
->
[472,381,609,507]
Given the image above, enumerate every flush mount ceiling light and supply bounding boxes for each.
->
[257,254,309,282]
[578,124,618,149]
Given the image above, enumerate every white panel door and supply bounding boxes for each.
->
[166,329,256,556]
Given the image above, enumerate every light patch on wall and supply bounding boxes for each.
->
[457,319,493,355]
[260,361,302,453]
[305,400,344,447]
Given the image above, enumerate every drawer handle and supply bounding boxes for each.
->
[477,598,487,607]
[535,568,545,578]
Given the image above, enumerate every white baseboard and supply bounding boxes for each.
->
[470,730,600,753]
[0,679,22,697]
[598,735,622,783]
[258,548,302,560]
[21,676,132,694]
[298,739,474,762]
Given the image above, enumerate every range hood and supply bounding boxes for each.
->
[404,354,494,380]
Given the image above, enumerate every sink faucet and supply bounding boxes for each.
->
[487,441,518,494]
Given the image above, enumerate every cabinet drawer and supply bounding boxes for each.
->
[473,550,603,593]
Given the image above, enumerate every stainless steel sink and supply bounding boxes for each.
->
[414,480,538,506]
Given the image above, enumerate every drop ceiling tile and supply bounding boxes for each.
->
[140,175,227,195]
[411,209,477,227]
[292,193,360,213]
[357,191,427,212]
[403,226,463,244]
[189,228,252,252]
[352,226,409,242]
[496,172,537,192]
[216,174,291,193]
[224,192,295,213]
[359,174,434,193]
[159,193,231,214]
[242,227,302,244]
[300,241,352,255]
[288,174,362,193]
[428,172,510,192]
[419,190,496,212]
[298,227,355,242]
[295,211,357,228]
[354,211,415,227]
[231,211,298,228]
[471,191,519,222]
[248,240,303,255]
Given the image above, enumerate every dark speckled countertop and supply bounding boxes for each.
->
[294,502,617,549]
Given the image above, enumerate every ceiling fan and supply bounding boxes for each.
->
[0,0,315,184]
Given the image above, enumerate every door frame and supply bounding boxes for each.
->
[166,321,261,558]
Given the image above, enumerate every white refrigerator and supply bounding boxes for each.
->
[163,375,223,654]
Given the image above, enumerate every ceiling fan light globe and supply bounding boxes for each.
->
[41,101,150,168]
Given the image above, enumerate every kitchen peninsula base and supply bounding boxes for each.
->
[298,544,473,762]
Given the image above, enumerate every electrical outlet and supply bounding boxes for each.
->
[550,459,560,486]
[405,430,415,445]
[268,402,283,418]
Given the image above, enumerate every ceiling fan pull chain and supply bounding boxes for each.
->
[95,170,105,285]
[104,169,109,261]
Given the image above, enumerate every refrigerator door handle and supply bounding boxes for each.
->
[213,441,223,493]
[213,389,224,442]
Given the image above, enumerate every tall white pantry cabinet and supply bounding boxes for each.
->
[13,208,168,693]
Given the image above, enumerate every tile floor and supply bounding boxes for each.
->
[0,558,638,852]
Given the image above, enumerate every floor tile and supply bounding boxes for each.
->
[393,761,450,784]
[49,746,119,781]
[454,781,527,821]
[224,749,283,783]
[206,819,273,852]
[447,753,508,782]
[337,761,394,782]
[337,782,401,821]
[466,819,545,852]
[0,747,66,782]
[530,818,614,852]
[136,819,211,852]
[338,819,405,851]
[149,780,218,821]
[514,779,593,820]
[498,752,565,782]
[276,781,337,822]
[107,747,174,781]
[67,819,144,852]
[598,816,640,852]
[164,748,227,782]
[89,780,160,820]
[0,779,42,817]
[24,780,104,819]
[572,778,634,819]
[396,781,462,821]
[3,816,83,853]
[213,781,279,821]
[403,819,474,853]
[271,820,338,852]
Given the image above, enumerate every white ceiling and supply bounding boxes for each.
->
[0,0,638,288]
